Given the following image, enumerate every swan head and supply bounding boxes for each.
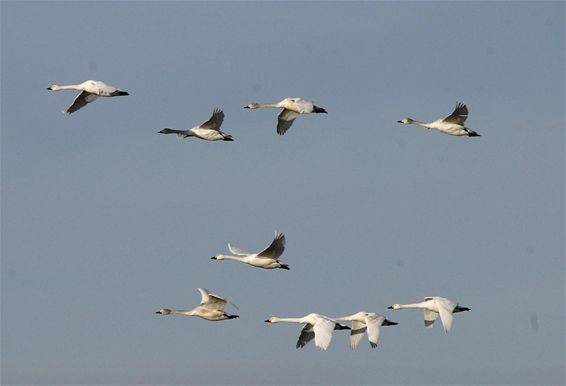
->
[47,85,60,91]
[211,254,224,260]
[244,103,259,109]
[156,308,172,315]
[159,128,175,134]
[264,317,279,323]
[397,118,414,124]
[388,304,401,310]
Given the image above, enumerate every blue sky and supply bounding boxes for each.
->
[1,1,564,385]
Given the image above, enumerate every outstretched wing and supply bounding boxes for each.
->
[228,243,253,256]
[349,320,367,349]
[257,232,286,260]
[435,297,457,333]
[297,324,315,349]
[277,109,299,135]
[423,309,439,328]
[365,314,384,348]
[313,318,335,350]
[442,102,468,124]
[66,91,98,113]
[197,288,227,311]
[200,108,224,131]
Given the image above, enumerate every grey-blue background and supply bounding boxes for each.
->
[1,1,564,385]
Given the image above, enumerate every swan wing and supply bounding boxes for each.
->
[200,108,224,131]
[296,324,315,349]
[228,243,252,256]
[66,91,98,113]
[313,317,335,350]
[349,320,366,349]
[423,309,439,328]
[435,298,457,333]
[442,102,468,124]
[365,314,384,348]
[197,288,227,311]
[256,232,286,260]
[277,109,299,135]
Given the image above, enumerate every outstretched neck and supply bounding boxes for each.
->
[216,254,246,262]
[49,84,83,91]
[397,302,428,309]
[269,316,305,323]
[253,103,282,109]
[170,309,195,316]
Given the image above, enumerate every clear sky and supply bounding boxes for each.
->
[1,1,564,385]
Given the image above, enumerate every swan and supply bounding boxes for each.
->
[397,102,480,137]
[47,80,129,113]
[265,313,350,350]
[333,312,398,349]
[155,288,239,321]
[211,231,288,270]
[244,97,327,135]
[158,108,233,141]
[388,296,470,333]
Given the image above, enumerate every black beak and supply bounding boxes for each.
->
[155,311,161,314]
[387,306,393,309]
[396,120,403,123]
[264,319,270,323]
[211,256,216,259]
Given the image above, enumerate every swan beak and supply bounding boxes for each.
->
[264,319,270,323]
[155,311,161,314]
[244,106,250,109]
[396,120,402,123]
[387,306,394,309]
[211,256,217,260]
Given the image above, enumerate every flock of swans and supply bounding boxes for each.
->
[47,79,473,350]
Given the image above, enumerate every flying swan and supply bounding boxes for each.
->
[388,296,470,332]
[159,108,233,141]
[212,231,289,270]
[397,102,480,137]
[155,288,239,321]
[265,313,350,350]
[244,97,327,135]
[333,311,398,349]
[47,80,129,113]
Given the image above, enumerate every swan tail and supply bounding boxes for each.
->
[224,314,239,319]
[222,133,234,141]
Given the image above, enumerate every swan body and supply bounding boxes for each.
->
[159,108,233,141]
[47,80,129,113]
[334,311,398,349]
[244,97,327,135]
[156,288,238,321]
[388,296,470,332]
[397,102,480,137]
[212,231,288,270]
[265,313,350,350]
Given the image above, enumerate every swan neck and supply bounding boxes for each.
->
[271,316,304,323]
[398,302,427,309]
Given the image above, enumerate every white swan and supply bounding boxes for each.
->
[156,288,239,321]
[244,97,327,135]
[265,313,350,350]
[159,108,233,141]
[333,311,398,349]
[397,102,480,137]
[47,80,129,113]
[212,231,288,270]
[388,296,470,333]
